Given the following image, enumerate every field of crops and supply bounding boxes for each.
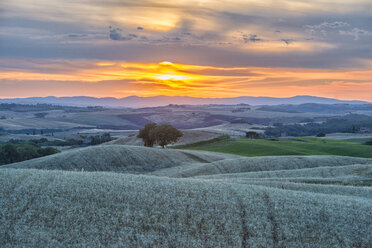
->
[1,145,371,247]
[181,137,372,158]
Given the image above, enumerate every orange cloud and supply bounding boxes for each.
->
[1,58,372,101]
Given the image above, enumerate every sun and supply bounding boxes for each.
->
[156,74,190,81]
[159,61,174,66]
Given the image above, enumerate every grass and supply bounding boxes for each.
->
[173,135,230,149]
[2,145,236,173]
[1,144,372,246]
[180,137,372,158]
[169,155,372,178]
[341,138,372,144]
[198,164,372,180]
[1,168,371,247]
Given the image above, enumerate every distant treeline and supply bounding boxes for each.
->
[7,138,84,147]
[0,103,104,112]
[7,133,114,147]
[265,115,372,137]
[0,143,59,165]
[258,103,372,114]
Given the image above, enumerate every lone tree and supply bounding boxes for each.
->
[151,124,183,148]
[137,123,183,148]
[246,131,260,139]
[137,123,158,147]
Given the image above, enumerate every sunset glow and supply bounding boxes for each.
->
[1,0,371,101]
[0,59,372,100]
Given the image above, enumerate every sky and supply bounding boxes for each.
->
[0,0,372,100]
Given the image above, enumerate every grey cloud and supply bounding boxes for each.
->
[68,34,87,38]
[305,21,350,30]
[242,33,262,43]
[2,1,372,70]
[154,36,182,43]
[304,21,350,35]
[304,21,371,41]
[109,27,137,41]
[248,34,262,42]
[281,39,293,45]
[339,28,371,40]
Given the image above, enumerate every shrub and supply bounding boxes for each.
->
[364,140,372,146]
[316,133,326,137]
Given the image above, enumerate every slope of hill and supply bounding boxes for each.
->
[198,163,372,180]
[1,145,238,173]
[0,168,371,247]
[156,155,372,178]
[1,144,372,247]
[181,137,372,158]
[105,130,221,146]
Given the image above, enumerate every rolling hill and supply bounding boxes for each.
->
[1,145,238,174]
[179,137,372,158]
[1,145,371,247]
[0,167,371,247]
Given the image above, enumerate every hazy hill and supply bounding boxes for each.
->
[0,95,368,108]
[258,103,372,113]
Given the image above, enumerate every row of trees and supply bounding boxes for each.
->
[137,123,183,148]
[265,118,372,137]
[0,143,59,165]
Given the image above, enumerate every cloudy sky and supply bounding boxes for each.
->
[1,0,372,100]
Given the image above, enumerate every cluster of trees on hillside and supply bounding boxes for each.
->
[0,103,103,112]
[8,138,84,147]
[0,143,59,165]
[137,123,183,148]
[5,133,114,149]
[265,117,372,137]
[89,133,114,145]
[258,103,372,114]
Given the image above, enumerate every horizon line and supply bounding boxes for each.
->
[0,94,369,102]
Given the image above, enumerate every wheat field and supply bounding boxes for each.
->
[1,145,372,247]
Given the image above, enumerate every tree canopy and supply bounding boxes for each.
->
[0,143,59,165]
[137,123,158,147]
[137,123,183,148]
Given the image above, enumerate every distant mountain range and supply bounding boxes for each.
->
[0,95,369,108]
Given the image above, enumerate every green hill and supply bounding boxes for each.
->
[179,137,372,158]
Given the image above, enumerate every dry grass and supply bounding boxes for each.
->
[0,118,92,130]
[1,145,372,247]
[164,155,372,178]
[104,130,220,146]
[1,168,371,247]
[2,145,237,174]
[198,164,372,180]
[216,180,372,198]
